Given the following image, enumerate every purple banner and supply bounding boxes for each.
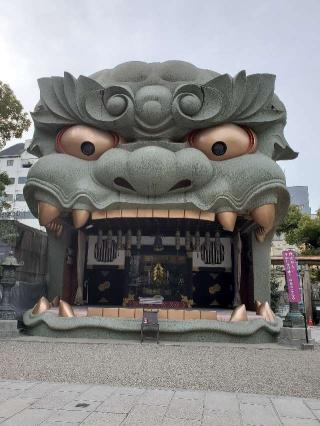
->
[282,250,301,303]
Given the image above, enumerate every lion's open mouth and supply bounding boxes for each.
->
[39,203,276,242]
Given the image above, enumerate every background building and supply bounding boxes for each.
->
[288,186,311,215]
[0,140,40,229]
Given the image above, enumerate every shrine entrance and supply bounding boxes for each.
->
[80,215,249,309]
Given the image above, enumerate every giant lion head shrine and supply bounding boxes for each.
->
[23,61,297,342]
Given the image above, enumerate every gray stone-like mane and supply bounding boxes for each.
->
[29,60,296,161]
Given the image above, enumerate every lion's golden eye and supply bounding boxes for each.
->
[188,123,257,161]
[56,125,122,161]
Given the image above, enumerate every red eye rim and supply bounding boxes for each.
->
[55,126,120,154]
[241,126,256,153]
[55,127,68,153]
[187,125,257,154]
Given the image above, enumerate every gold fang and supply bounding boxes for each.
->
[251,204,275,234]
[51,296,60,307]
[59,300,75,317]
[255,300,262,313]
[72,210,90,229]
[216,212,237,232]
[32,296,51,315]
[38,202,60,226]
[229,304,248,322]
[257,301,276,322]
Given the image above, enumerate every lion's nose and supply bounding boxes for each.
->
[126,147,180,196]
[93,145,213,197]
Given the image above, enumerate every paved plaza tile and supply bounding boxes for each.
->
[0,379,319,425]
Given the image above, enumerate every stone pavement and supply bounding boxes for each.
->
[0,380,319,425]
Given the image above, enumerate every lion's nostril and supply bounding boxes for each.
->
[169,179,192,192]
[114,177,136,192]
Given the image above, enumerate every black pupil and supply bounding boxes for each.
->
[81,141,95,156]
[212,141,227,156]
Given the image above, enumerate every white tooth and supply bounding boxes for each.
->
[153,209,169,218]
[184,210,200,219]
[121,209,138,218]
[91,210,106,220]
[137,209,153,218]
[168,209,184,219]
[106,210,121,218]
[199,211,215,221]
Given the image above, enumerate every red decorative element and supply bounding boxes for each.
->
[126,300,187,309]
[109,131,120,148]
[55,127,69,153]
[240,126,257,153]
[187,129,199,147]
[307,316,314,327]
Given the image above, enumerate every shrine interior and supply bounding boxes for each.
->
[63,214,256,311]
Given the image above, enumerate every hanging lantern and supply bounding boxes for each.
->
[175,229,181,251]
[205,231,211,251]
[116,229,122,250]
[107,230,113,249]
[195,230,200,252]
[126,229,132,250]
[97,229,103,248]
[214,231,225,264]
[153,234,163,252]
[185,230,191,251]
[136,229,142,250]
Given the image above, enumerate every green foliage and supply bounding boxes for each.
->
[276,205,303,243]
[0,221,18,247]
[277,206,320,255]
[0,171,11,211]
[0,81,31,149]
[311,267,320,283]
[270,267,281,312]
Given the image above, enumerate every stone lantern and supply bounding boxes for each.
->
[0,251,23,320]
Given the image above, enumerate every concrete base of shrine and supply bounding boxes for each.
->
[0,320,20,338]
[23,307,282,344]
[278,326,314,347]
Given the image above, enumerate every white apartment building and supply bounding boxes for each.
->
[0,140,41,229]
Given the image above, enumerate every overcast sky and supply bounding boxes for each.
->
[1,0,319,211]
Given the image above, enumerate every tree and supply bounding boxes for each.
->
[276,205,303,244]
[277,206,320,255]
[0,171,11,211]
[0,171,18,248]
[0,81,31,149]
